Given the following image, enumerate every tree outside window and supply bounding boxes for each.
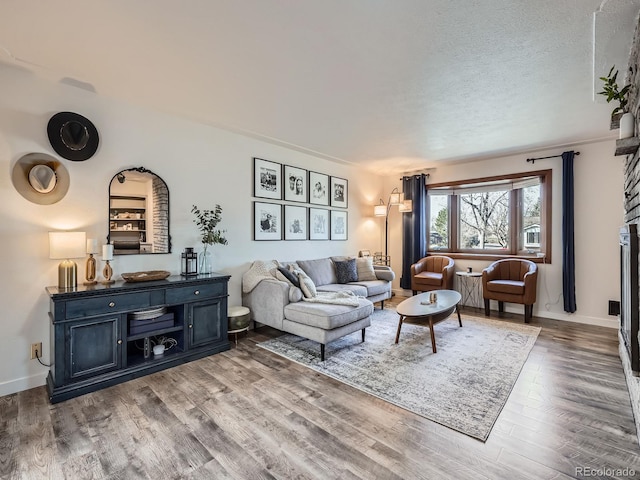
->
[426,170,550,260]
[429,194,449,249]
[459,190,509,249]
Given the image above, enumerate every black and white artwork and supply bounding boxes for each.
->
[254,158,282,200]
[284,165,308,203]
[330,176,348,208]
[309,208,329,240]
[330,210,348,240]
[254,202,282,240]
[284,205,307,240]
[309,171,329,206]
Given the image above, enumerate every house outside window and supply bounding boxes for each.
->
[427,170,551,261]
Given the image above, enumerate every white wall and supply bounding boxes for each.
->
[385,140,624,328]
[0,65,383,396]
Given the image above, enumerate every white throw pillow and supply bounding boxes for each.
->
[293,268,317,298]
[288,286,304,302]
[356,257,378,281]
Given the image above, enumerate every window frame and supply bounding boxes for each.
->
[426,169,552,263]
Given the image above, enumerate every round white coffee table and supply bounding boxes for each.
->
[395,290,462,353]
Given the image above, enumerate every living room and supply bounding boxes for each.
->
[1,2,639,479]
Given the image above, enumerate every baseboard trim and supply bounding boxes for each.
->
[0,373,46,398]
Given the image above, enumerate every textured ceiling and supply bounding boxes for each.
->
[0,0,638,175]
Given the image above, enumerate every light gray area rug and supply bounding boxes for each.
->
[258,308,541,441]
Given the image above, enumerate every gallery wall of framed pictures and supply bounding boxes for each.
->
[253,157,349,241]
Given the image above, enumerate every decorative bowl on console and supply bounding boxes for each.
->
[121,270,171,282]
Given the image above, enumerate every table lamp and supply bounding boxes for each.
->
[49,231,86,289]
[101,244,115,284]
[84,238,99,285]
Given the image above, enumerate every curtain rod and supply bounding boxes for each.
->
[399,173,430,180]
[526,151,580,164]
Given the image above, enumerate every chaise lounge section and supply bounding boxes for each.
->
[242,256,395,360]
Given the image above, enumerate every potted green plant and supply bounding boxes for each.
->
[192,204,228,274]
[598,66,633,138]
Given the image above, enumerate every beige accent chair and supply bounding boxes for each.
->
[482,258,538,323]
[410,256,455,295]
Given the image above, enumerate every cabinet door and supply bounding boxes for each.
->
[66,315,121,381]
[187,298,226,348]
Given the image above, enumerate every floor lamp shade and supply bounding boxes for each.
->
[49,231,86,288]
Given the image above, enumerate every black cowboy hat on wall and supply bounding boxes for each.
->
[47,111,99,161]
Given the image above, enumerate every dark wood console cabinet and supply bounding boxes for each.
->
[46,274,230,403]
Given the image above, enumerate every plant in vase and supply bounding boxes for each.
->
[598,65,633,138]
[191,204,228,274]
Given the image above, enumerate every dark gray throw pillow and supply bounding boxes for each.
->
[335,258,358,284]
[277,266,300,287]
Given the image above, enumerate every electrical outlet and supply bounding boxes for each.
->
[30,342,42,360]
[609,300,621,316]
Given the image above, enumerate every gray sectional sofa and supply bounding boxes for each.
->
[242,256,395,360]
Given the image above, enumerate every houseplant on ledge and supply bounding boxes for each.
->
[192,204,228,274]
[598,65,633,138]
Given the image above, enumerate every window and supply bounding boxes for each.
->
[428,194,449,250]
[427,170,551,261]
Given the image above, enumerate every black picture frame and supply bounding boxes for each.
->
[330,210,348,240]
[309,208,330,240]
[283,165,308,203]
[330,176,348,208]
[309,171,330,206]
[253,158,282,200]
[284,205,308,240]
[254,201,282,240]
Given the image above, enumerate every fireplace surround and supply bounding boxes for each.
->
[620,224,640,375]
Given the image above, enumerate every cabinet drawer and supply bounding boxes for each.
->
[166,282,224,304]
[66,292,153,319]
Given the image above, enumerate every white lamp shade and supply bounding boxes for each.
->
[86,238,99,254]
[49,232,86,259]
[102,244,114,261]
[389,192,404,205]
[374,204,387,217]
[399,199,413,212]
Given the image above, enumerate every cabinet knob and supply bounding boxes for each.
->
[108,302,115,307]
[117,339,122,345]
[194,290,200,295]
[189,324,193,329]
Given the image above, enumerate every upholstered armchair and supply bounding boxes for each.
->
[482,259,538,323]
[410,255,455,295]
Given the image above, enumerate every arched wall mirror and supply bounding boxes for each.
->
[108,167,171,254]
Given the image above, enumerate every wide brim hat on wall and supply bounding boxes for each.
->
[47,111,99,161]
[11,152,70,205]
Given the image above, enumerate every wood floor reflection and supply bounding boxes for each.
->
[2,300,639,479]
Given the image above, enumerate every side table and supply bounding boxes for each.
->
[228,306,251,345]
[455,271,483,308]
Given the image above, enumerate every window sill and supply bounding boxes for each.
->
[428,251,549,264]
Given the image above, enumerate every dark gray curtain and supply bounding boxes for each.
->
[562,151,577,313]
[400,174,427,289]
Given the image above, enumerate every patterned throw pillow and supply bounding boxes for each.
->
[356,257,378,281]
[293,268,317,298]
[335,258,358,284]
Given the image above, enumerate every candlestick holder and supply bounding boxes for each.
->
[101,243,115,284]
[101,260,115,284]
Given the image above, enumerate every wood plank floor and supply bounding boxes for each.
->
[2,301,640,479]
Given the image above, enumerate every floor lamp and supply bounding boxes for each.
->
[374,187,413,261]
